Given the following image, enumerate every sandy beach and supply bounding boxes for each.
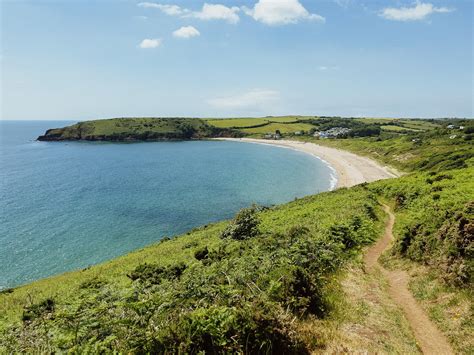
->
[217,138,401,189]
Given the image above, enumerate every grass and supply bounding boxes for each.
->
[38,117,242,141]
[1,186,384,352]
[409,267,473,353]
[9,116,474,351]
[375,167,474,353]
[303,132,474,172]
[400,120,441,131]
[381,125,419,132]
[205,118,269,128]
[2,166,472,352]
[267,116,310,123]
[355,118,396,124]
[241,122,315,134]
[308,260,419,353]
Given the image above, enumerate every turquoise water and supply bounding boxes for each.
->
[0,121,334,289]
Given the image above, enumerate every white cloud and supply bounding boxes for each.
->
[208,89,279,109]
[187,3,240,24]
[137,2,239,24]
[243,0,325,25]
[173,26,201,39]
[137,2,187,16]
[319,65,339,71]
[139,38,162,49]
[380,2,453,21]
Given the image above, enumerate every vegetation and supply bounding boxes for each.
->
[309,128,473,172]
[37,117,243,141]
[17,114,474,352]
[1,186,383,352]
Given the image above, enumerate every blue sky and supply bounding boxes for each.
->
[1,0,472,120]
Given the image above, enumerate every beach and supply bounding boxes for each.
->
[217,138,402,188]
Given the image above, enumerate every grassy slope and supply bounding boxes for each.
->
[1,167,472,352]
[300,132,473,172]
[7,116,474,352]
[373,168,474,353]
[39,117,232,141]
[205,118,269,128]
[241,122,315,134]
[1,186,385,352]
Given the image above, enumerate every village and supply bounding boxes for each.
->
[264,126,352,140]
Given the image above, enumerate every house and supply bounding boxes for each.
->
[447,124,455,129]
[318,127,351,138]
[264,133,273,139]
[459,126,465,130]
[294,131,303,136]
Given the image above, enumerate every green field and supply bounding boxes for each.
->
[399,120,441,130]
[381,124,419,132]
[205,117,269,128]
[267,116,308,123]
[241,122,315,134]
[355,117,396,124]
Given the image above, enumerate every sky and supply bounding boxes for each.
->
[1,0,472,120]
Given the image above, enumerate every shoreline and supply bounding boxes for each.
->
[216,138,402,188]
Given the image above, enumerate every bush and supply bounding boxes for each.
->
[156,303,307,354]
[128,262,187,285]
[22,298,55,322]
[221,205,260,240]
[194,246,209,261]
[436,203,474,286]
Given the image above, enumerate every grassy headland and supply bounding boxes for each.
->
[5,115,472,352]
[37,117,243,141]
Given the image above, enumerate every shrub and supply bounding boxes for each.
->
[287,225,310,240]
[194,246,209,261]
[22,298,55,322]
[79,277,106,290]
[156,303,307,354]
[436,203,474,286]
[221,205,260,240]
[128,262,187,285]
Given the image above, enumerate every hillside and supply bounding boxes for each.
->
[37,117,242,141]
[10,116,474,352]
[1,164,472,352]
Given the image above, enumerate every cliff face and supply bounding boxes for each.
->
[37,118,243,141]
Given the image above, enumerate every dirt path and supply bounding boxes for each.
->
[365,204,454,355]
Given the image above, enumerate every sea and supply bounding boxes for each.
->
[0,120,335,289]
